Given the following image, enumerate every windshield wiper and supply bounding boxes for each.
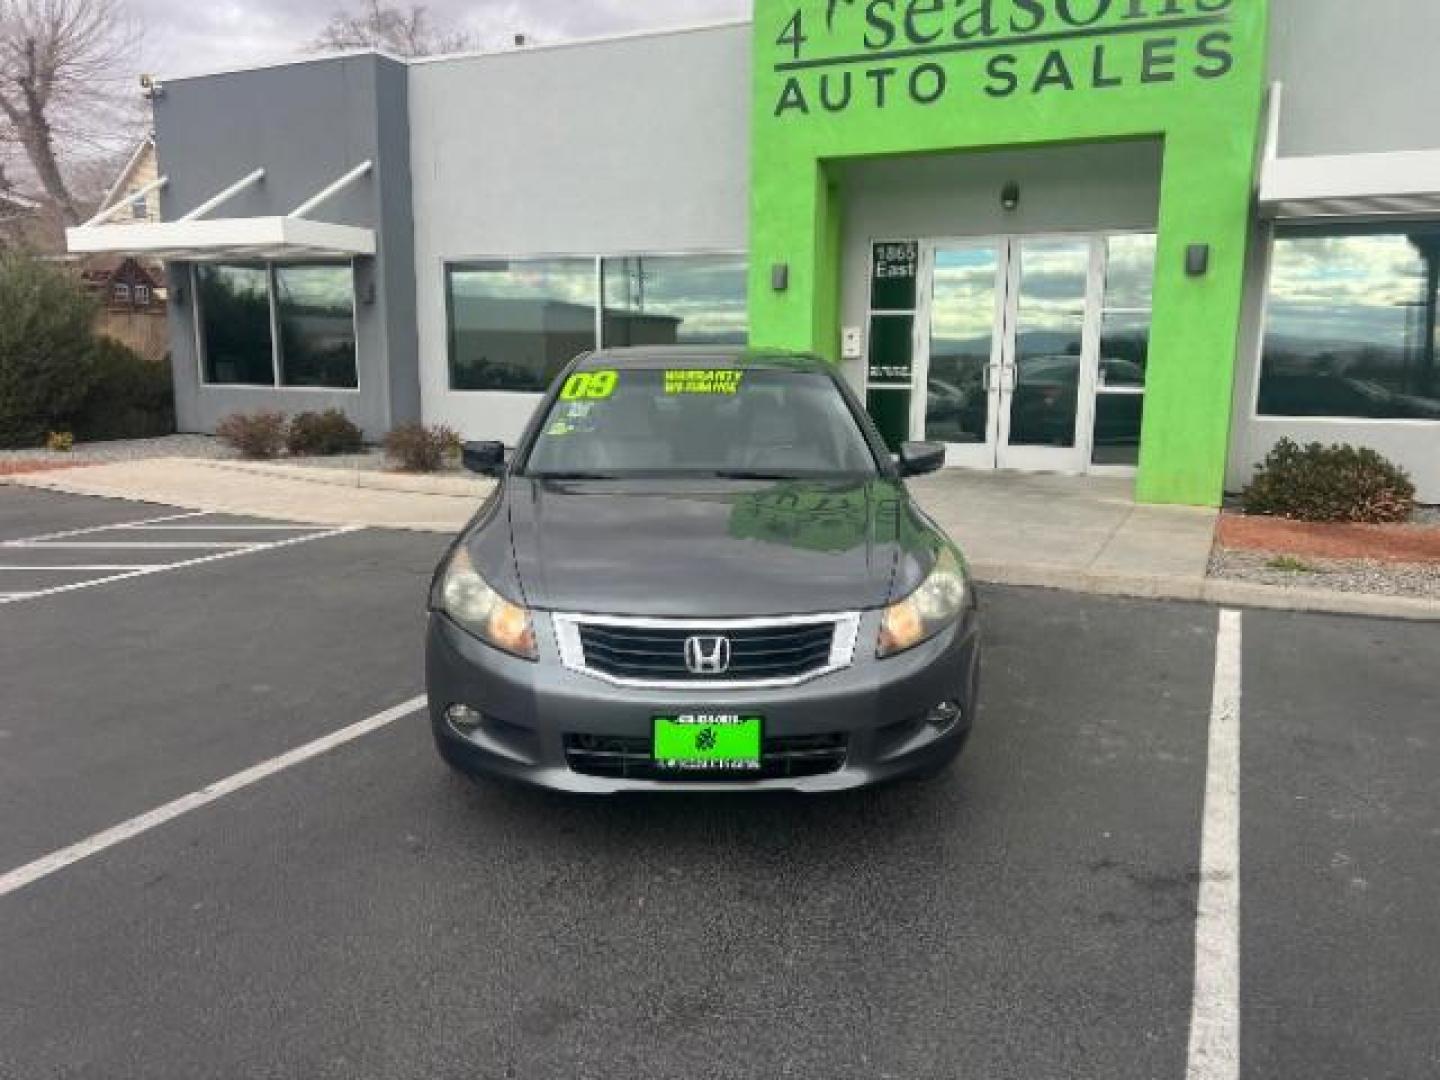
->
[707,470,807,481]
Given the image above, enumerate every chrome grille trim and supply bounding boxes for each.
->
[551,611,863,690]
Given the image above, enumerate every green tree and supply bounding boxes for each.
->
[0,249,97,446]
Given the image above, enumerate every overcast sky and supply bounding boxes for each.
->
[146,0,751,80]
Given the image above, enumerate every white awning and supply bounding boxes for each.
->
[65,160,376,262]
[1258,83,1440,220]
[1261,149,1440,220]
[66,216,377,261]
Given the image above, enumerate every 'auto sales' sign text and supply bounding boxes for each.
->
[770,0,1236,117]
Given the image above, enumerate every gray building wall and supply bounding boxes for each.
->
[155,53,417,441]
[1268,0,1440,159]
[1226,0,1440,500]
[406,24,752,444]
[837,140,1165,392]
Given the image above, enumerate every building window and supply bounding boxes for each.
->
[198,265,274,386]
[447,260,598,392]
[600,255,748,347]
[134,284,151,306]
[1093,233,1156,467]
[112,282,131,304]
[196,262,359,389]
[1259,225,1440,421]
[130,195,149,222]
[275,265,358,389]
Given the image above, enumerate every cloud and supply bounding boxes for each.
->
[145,0,750,79]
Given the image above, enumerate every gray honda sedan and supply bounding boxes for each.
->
[426,348,980,792]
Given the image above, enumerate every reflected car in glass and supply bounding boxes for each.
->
[425,348,982,793]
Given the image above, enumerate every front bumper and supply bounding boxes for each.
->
[426,606,981,793]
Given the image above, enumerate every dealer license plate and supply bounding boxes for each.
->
[652,714,763,772]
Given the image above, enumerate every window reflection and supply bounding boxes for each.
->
[448,260,597,392]
[1093,234,1156,466]
[276,265,357,389]
[198,265,273,386]
[1260,228,1440,420]
[601,255,747,347]
[1010,239,1088,448]
[926,245,999,445]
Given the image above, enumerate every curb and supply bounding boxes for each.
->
[9,468,1436,620]
[195,459,492,499]
[971,561,1440,622]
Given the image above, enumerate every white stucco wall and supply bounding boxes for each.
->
[407,24,752,444]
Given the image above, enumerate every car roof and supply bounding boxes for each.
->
[574,347,831,373]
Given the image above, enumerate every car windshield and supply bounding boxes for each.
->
[523,366,879,479]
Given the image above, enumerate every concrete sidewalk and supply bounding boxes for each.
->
[9,457,1438,620]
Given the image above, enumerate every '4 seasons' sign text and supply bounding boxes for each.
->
[771,0,1236,117]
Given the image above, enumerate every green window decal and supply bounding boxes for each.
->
[560,370,619,401]
[663,369,745,396]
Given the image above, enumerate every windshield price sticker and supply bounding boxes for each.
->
[663,369,745,396]
[560,370,618,401]
[546,401,597,437]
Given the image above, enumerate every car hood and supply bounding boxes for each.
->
[502,477,938,617]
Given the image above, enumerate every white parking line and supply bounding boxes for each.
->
[116,524,323,532]
[1186,609,1243,1080]
[0,566,157,572]
[9,541,259,550]
[0,696,428,900]
[2,510,209,545]
[1,518,360,604]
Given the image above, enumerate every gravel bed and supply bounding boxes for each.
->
[0,434,237,465]
[1209,549,1440,600]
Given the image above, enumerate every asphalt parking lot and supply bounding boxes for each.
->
[1,487,1437,1080]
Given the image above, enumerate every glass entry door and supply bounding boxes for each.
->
[913,236,1106,474]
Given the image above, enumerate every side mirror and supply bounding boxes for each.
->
[898,441,945,478]
[461,441,506,477]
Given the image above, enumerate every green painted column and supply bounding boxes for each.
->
[748,0,1271,507]
[1139,126,1261,505]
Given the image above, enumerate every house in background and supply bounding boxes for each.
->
[81,256,169,362]
[0,186,46,250]
[94,135,163,226]
[82,137,170,362]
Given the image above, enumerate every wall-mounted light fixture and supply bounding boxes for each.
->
[1001,181,1021,212]
[771,263,790,292]
[1186,244,1211,277]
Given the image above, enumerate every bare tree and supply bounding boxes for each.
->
[312,0,476,58]
[0,0,140,227]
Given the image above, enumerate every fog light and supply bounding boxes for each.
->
[446,704,484,732]
[926,700,963,732]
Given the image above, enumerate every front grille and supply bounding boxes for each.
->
[564,733,848,782]
[572,620,839,684]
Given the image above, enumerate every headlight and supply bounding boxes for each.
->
[878,547,968,658]
[437,547,538,660]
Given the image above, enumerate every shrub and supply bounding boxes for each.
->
[1242,438,1417,524]
[46,430,75,453]
[216,410,288,460]
[0,251,99,447]
[383,422,461,473]
[286,409,365,457]
[70,339,176,442]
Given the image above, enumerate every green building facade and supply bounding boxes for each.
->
[749,0,1270,506]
